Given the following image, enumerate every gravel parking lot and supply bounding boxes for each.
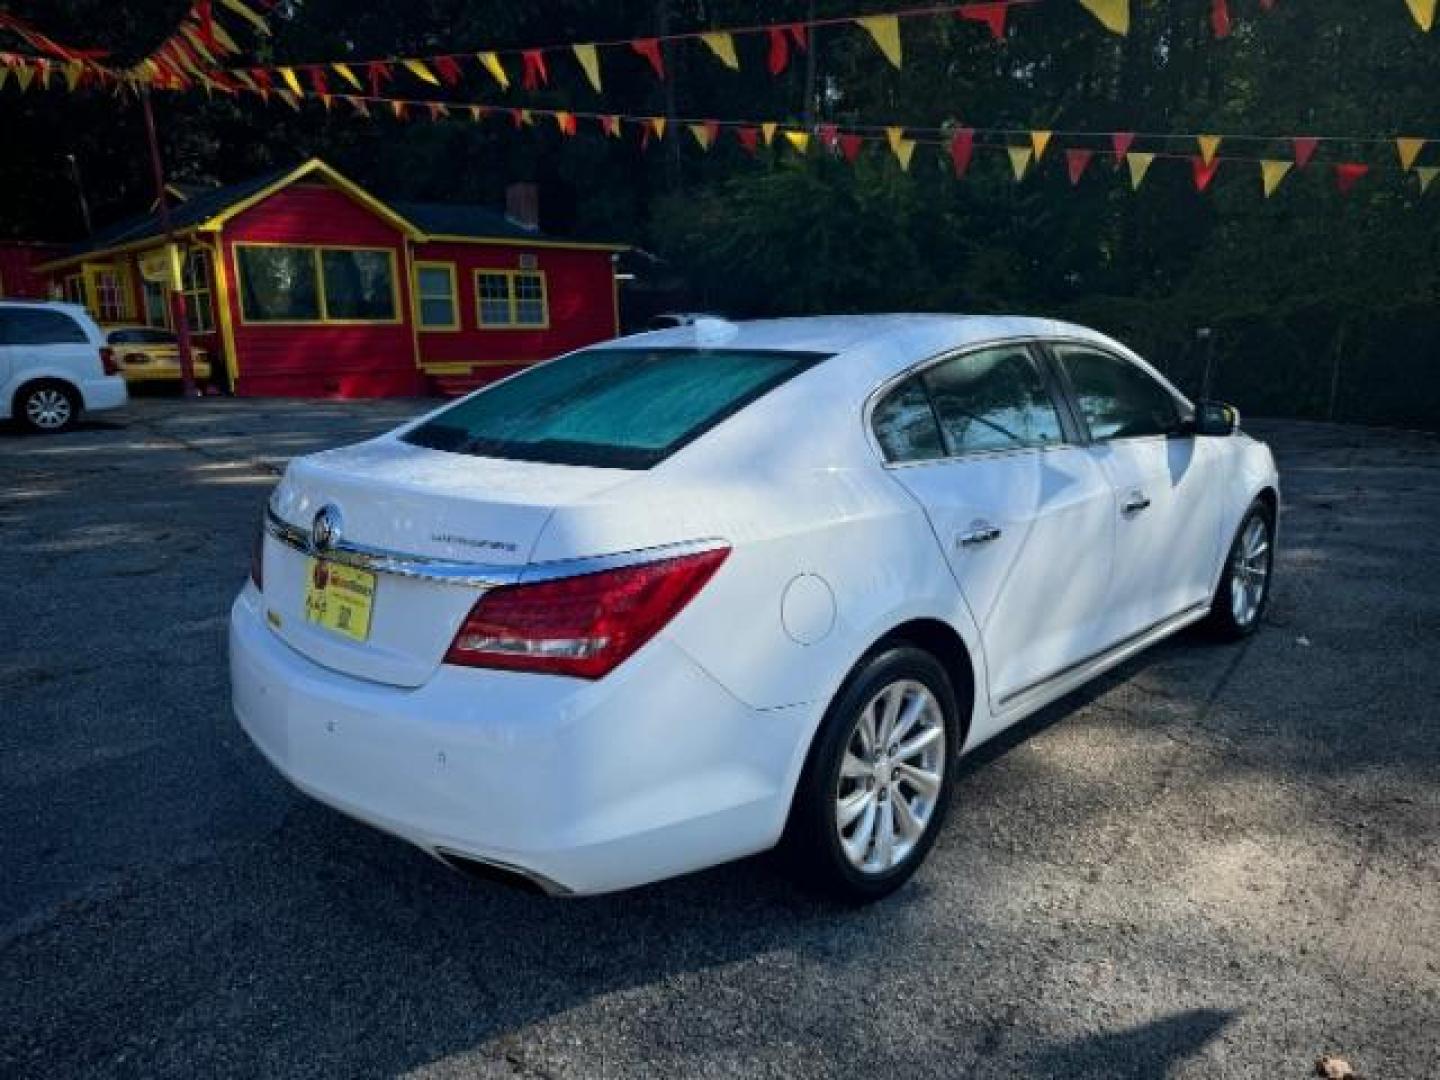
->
[1,399,1437,1079]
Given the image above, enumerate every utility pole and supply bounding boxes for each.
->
[66,154,93,236]
[139,87,199,398]
[1197,327,1217,400]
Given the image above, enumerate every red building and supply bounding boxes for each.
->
[33,159,625,397]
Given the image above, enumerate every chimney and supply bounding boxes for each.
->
[504,182,540,232]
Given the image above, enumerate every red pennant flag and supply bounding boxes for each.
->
[435,55,463,85]
[1193,156,1221,192]
[522,50,548,90]
[308,66,328,95]
[631,38,664,78]
[1211,0,1232,38]
[819,124,839,150]
[555,111,577,136]
[601,114,621,137]
[1111,132,1135,164]
[790,25,808,49]
[950,128,976,177]
[839,134,864,163]
[768,27,791,75]
[1066,148,1094,185]
[959,3,1009,40]
[736,127,760,154]
[367,61,391,97]
[196,0,218,53]
[1293,137,1319,169]
[1335,163,1369,195]
[252,67,273,91]
[702,119,720,146]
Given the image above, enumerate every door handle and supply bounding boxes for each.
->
[958,523,1003,547]
[1122,492,1152,514]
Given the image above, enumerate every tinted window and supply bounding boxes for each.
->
[0,308,89,345]
[404,347,827,469]
[108,328,175,345]
[321,249,396,321]
[923,345,1064,455]
[873,378,944,463]
[1057,346,1180,440]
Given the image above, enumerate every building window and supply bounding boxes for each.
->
[183,249,215,333]
[142,280,170,328]
[235,244,397,324]
[90,266,133,323]
[62,274,86,306]
[474,270,548,328]
[414,263,459,330]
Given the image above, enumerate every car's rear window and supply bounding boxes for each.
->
[403,347,827,469]
[0,308,89,345]
[109,328,175,345]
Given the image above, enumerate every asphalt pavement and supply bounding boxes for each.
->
[1,398,1436,1079]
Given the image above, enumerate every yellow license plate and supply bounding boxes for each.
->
[303,559,376,642]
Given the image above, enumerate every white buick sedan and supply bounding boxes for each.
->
[231,316,1278,901]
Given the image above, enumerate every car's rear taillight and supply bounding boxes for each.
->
[445,546,730,679]
[99,346,118,376]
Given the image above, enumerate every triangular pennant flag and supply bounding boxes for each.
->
[278,65,302,95]
[819,124,840,150]
[791,25,809,49]
[887,126,907,156]
[1031,130,1052,161]
[1126,152,1156,189]
[554,111,577,136]
[767,27,791,75]
[784,130,811,154]
[1193,156,1221,192]
[1261,159,1293,197]
[427,102,449,121]
[1077,0,1130,34]
[366,61,391,97]
[478,52,509,89]
[1211,0,1232,38]
[389,99,406,120]
[736,127,760,154]
[1417,166,1439,193]
[1397,137,1426,171]
[688,121,716,150]
[700,32,740,70]
[761,122,779,146]
[1198,135,1222,165]
[514,108,533,128]
[1066,148,1094,185]
[950,128,976,176]
[1293,137,1319,169]
[219,0,270,36]
[650,116,667,140]
[1335,163,1369,194]
[0,66,11,92]
[1405,0,1435,31]
[347,96,370,117]
[308,66,329,95]
[631,38,665,78]
[573,43,602,92]
[468,105,486,122]
[332,62,361,90]
[1111,131,1135,163]
[959,3,1009,39]
[435,55,463,86]
[1009,146,1034,181]
[601,114,621,137]
[402,58,440,86]
[893,138,917,171]
[857,15,903,68]
[63,60,83,90]
[840,133,864,163]
[15,64,34,92]
[522,50,548,89]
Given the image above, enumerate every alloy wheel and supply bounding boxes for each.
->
[1230,515,1271,628]
[25,388,73,430]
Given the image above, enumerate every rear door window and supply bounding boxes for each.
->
[404,347,827,469]
[923,345,1065,455]
[0,308,89,345]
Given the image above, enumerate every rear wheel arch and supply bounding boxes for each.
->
[870,618,977,751]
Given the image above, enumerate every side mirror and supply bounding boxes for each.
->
[1191,400,1239,436]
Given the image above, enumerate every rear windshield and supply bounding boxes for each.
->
[109,328,175,345]
[403,347,827,469]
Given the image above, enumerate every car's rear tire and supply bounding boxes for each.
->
[17,380,80,434]
[784,645,959,903]
[1203,500,1275,641]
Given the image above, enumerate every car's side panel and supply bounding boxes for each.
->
[1205,433,1281,595]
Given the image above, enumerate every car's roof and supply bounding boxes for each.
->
[0,299,86,312]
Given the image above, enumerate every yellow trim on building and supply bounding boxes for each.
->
[205,233,242,383]
[423,233,627,252]
[231,241,404,327]
[198,158,422,238]
[473,268,550,330]
[412,260,461,332]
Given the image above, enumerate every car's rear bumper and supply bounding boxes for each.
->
[120,359,213,382]
[228,585,813,894]
[80,375,128,414]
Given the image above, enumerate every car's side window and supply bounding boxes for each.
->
[0,309,89,346]
[1055,345,1181,440]
[872,377,945,463]
[921,345,1065,456]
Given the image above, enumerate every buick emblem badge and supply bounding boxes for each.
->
[311,505,343,554]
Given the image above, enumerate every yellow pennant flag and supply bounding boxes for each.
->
[1009,146,1034,181]
[1405,0,1435,31]
[688,123,714,150]
[64,61,83,91]
[210,20,240,54]
[1397,137,1426,171]
[1198,135,1222,166]
[784,130,811,154]
[517,108,534,126]
[0,67,8,91]
[892,138,916,171]
[1126,151,1156,190]
[886,126,906,155]
[572,43,602,92]
[1077,0,1130,34]
[1030,130,1052,161]
[15,64,35,92]
[332,63,362,90]
[403,58,440,85]
[857,15,903,68]
[220,0,271,36]
[761,121,779,146]
[700,32,740,69]
[478,52,510,89]
[278,66,302,95]
[650,116,667,139]
[277,89,301,111]
[1261,159,1293,198]
[1417,166,1439,192]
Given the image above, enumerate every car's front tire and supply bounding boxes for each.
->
[17,381,80,434]
[784,645,959,903]
[1203,499,1276,640]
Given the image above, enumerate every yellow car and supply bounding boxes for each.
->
[104,326,212,383]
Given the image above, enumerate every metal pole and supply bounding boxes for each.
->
[140,87,198,398]
[1197,327,1216,400]
[66,154,93,236]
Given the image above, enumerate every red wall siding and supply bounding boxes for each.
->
[413,241,617,390]
[222,183,423,398]
[0,244,59,299]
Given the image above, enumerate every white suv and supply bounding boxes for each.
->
[0,301,128,433]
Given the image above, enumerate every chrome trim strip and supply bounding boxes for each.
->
[264,504,725,588]
[995,600,1211,712]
